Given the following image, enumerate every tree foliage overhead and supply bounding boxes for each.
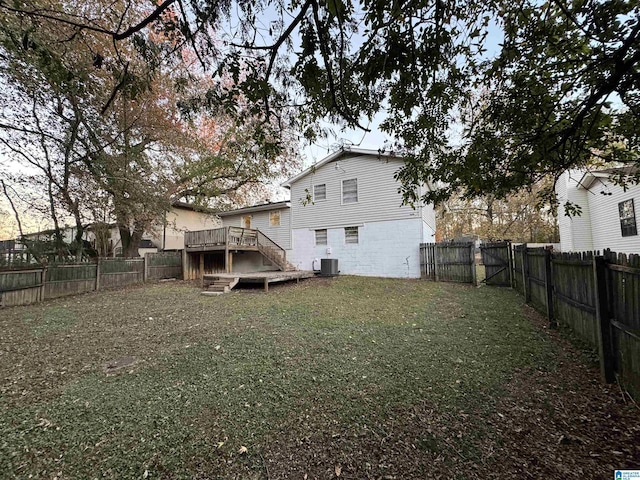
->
[0,0,299,256]
[1,0,639,207]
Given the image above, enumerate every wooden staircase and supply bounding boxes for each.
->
[202,277,239,295]
[256,231,296,272]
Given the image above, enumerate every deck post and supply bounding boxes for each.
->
[199,253,204,281]
[263,277,269,292]
[225,245,230,273]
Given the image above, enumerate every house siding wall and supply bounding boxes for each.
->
[289,155,419,229]
[288,218,424,278]
[221,208,292,250]
[587,181,640,254]
[556,171,594,251]
[148,208,220,250]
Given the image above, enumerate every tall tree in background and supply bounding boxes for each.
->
[1,0,637,208]
[438,183,559,243]
[0,0,299,257]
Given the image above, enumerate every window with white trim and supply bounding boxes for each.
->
[619,199,638,237]
[270,210,281,226]
[342,178,358,204]
[344,226,359,244]
[242,216,251,228]
[315,229,327,245]
[313,184,326,201]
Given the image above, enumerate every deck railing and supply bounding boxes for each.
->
[185,227,289,271]
[184,228,227,248]
[227,227,258,248]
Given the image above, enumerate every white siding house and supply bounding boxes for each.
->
[556,168,640,254]
[286,148,436,277]
[217,148,436,277]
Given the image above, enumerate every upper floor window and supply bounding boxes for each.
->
[270,211,281,226]
[619,199,637,237]
[242,215,251,229]
[342,178,358,204]
[314,184,326,202]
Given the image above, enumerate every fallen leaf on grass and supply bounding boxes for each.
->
[238,446,248,454]
[335,465,342,476]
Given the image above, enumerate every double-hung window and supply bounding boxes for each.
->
[314,184,326,202]
[344,226,359,244]
[342,179,358,204]
[619,199,638,237]
[315,229,328,245]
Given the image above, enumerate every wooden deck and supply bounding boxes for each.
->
[203,270,316,292]
[185,227,294,275]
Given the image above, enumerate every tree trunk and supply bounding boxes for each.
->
[119,226,143,257]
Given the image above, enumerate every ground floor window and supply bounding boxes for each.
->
[344,226,359,244]
[315,229,327,245]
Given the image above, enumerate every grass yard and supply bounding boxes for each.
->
[0,276,638,479]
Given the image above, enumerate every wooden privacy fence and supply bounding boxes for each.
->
[0,252,183,307]
[146,251,183,280]
[420,242,477,284]
[505,244,640,399]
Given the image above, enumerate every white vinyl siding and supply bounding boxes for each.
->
[342,178,358,204]
[314,184,326,201]
[290,155,417,229]
[556,171,594,251]
[315,229,327,245]
[345,226,359,244]
[557,170,640,254]
[587,181,640,253]
[222,208,292,249]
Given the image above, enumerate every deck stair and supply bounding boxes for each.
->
[202,277,239,295]
[256,231,296,272]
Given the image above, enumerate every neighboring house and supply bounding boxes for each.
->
[6,202,220,259]
[556,167,640,253]
[86,202,220,256]
[150,201,221,251]
[213,147,437,278]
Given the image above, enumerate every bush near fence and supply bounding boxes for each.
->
[511,245,640,400]
[0,252,183,308]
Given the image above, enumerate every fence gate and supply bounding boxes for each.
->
[480,241,512,286]
[420,242,476,284]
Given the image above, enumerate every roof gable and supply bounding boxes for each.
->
[282,147,403,188]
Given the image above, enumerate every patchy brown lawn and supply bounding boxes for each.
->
[0,277,637,479]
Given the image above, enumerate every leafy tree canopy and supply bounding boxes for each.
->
[1,0,639,206]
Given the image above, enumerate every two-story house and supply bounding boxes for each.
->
[207,148,436,278]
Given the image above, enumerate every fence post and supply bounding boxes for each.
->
[143,254,148,283]
[434,244,439,282]
[522,244,530,303]
[593,255,615,383]
[470,243,477,286]
[95,258,101,291]
[507,242,514,288]
[40,265,47,302]
[544,248,556,327]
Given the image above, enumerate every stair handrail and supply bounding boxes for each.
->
[256,230,286,267]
